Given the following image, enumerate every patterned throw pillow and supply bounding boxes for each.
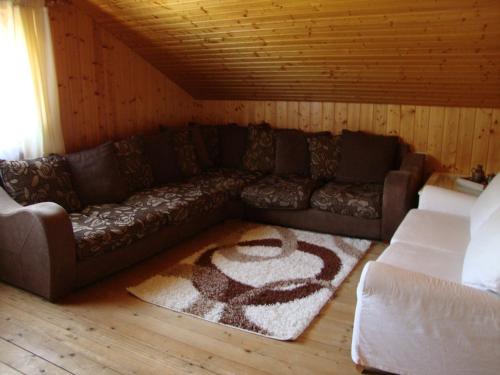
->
[114,136,154,193]
[0,155,81,212]
[243,123,275,173]
[170,128,201,177]
[307,132,341,181]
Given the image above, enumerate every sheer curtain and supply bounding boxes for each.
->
[0,0,65,160]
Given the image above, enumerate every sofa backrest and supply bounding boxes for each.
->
[462,206,500,295]
[470,173,500,237]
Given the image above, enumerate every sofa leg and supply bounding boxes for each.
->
[358,366,397,375]
[355,364,366,373]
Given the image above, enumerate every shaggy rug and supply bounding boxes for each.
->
[127,222,372,340]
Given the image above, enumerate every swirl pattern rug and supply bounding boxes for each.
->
[127,223,372,340]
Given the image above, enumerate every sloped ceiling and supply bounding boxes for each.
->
[78,0,500,107]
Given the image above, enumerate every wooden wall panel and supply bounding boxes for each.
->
[193,100,500,174]
[48,2,196,153]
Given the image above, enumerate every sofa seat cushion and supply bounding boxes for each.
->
[310,182,383,219]
[391,209,470,253]
[71,183,229,259]
[125,183,229,224]
[377,242,466,283]
[189,168,263,197]
[241,175,315,210]
[70,204,167,260]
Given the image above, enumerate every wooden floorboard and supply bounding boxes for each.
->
[0,338,72,375]
[0,220,386,375]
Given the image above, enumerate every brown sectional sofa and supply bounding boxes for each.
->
[0,123,425,301]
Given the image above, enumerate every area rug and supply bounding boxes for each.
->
[127,222,372,340]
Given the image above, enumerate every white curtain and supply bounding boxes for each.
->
[0,0,65,160]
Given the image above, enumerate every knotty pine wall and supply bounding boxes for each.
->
[48,2,196,153]
[194,100,500,174]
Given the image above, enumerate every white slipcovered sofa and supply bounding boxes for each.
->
[352,174,500,375]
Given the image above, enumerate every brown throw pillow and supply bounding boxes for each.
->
[0,155,81,212]
[219,124,248,169]
[67,142,128,206]
[335,130,399,184]
[243,122,275,173]
[143,132,182,185]
[274,129,310,176]
[307,132,341,181]
[114,136,155,192]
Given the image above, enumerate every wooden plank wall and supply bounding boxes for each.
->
[194,100,500,174]
[48,2,196,153]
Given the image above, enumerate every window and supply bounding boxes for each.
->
[0,0,64,160]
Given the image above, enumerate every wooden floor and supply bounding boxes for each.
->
[0,221,386,375]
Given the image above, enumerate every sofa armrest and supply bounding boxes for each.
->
[0,187,76,301]
[381,153,425,241]
[400,152,426,185]
[418,185,477,217]
[352,261,500,374]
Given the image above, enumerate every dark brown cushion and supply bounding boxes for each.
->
[0,155,81,212]
[243,122,275,173]
[307,132,341,181]
[143,132,182,185]
[336,130,399,183]
[189,123,219,169]
[199,126,221,166]
[274,129,310,176]
[114,136,154,193]
[67,142,128,206]
[170,128,201,177]
[219,124,248,168]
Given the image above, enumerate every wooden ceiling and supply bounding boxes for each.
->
[77,0,500,107]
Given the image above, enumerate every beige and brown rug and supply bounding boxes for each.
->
[127,222,371,340]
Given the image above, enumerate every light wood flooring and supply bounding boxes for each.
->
[0,220,386,375]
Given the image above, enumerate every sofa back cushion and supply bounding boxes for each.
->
[470,173,500,237]
[168,127,201,177]
[274,129,310,176]
[189,123,220,169]
[336,130,399,184]
[462,207,500,295]
[306,132,341,181]
[0,155,81,212]
[67,142,128,206]
[143,132,182,185]
[243,123,275,173]
[114,136,154,193]
[219,124,248,169]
